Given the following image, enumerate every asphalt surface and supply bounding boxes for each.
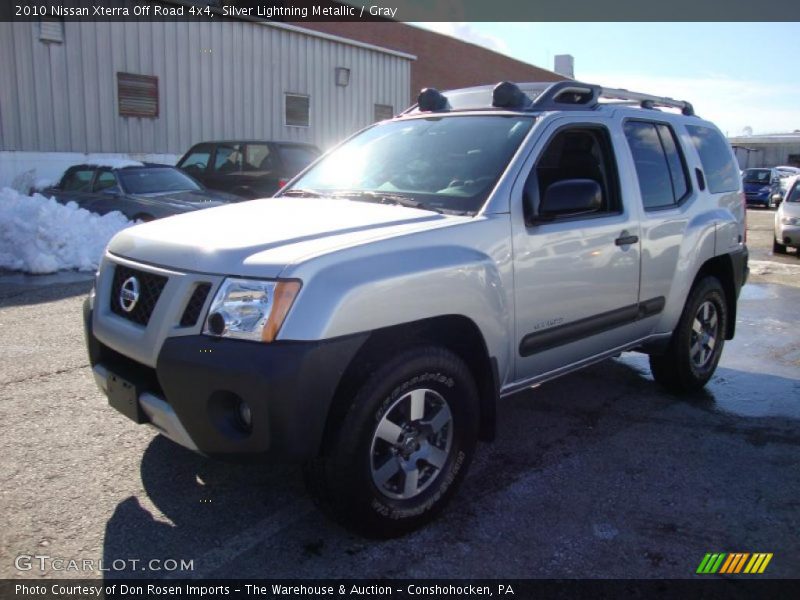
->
[1,209,799,580]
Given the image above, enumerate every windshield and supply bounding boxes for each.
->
[287,115,535,214]
[743,169,772,184]
[786,182,800,203]
[118,168,202,194]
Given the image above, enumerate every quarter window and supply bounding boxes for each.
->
[685,124,739,193]
[624,121,690,210]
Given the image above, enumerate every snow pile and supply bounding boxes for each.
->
[0,187,134,274]
[10,168,58,194]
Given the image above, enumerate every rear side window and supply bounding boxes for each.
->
[213,144,242,173]
[61,168,95,191]
[686,125,739,193]
[623,121,689,210]
[243,144,273,171]
[279,146,319,173]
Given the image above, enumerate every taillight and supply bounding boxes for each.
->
[741,191,747,243]
[278,178,288,188]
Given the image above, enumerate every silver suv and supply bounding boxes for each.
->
[84,81,748,537]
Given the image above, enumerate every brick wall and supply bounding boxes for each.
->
[296,22,566,104]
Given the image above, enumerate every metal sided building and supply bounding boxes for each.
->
[0,18,413,186]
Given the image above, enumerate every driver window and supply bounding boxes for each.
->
[179,147,212,172]
[526,126,620,219]
[93,170,117,192]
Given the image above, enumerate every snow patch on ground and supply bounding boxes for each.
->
[0,187,134,274]
[749,259,800,276]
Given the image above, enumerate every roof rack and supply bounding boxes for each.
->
[403,80,695,117]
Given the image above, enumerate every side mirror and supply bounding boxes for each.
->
[537,179,602,220]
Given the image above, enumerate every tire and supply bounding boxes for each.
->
[649,276,727,393]
[773,238,787,254]
[304,346,479,538]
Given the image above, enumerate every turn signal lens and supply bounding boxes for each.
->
[262,281,301,342]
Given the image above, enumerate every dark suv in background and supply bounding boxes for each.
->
[176,140,321,199]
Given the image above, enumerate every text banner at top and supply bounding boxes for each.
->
[3,0,800,22]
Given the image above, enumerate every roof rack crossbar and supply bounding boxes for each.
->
[598,86,695,116]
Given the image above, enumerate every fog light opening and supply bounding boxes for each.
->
[237,399,253,432]
[207,311,227,335]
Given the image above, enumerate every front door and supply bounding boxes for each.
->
[511,118,645,382]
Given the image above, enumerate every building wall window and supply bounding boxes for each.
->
[117,72,159,118]
[285,94,310,127]
[374,104,394,122]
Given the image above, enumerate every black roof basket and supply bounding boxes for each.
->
[402,80,695,117]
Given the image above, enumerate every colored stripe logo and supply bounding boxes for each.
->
[696,553,773,574]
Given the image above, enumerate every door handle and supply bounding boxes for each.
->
[615,233,639,246]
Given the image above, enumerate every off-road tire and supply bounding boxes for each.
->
[304,346,479,538]
[650,276,727,393]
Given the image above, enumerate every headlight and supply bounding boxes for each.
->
[203,278,301,342]
[782,216,800,226]
[760,186,771,192]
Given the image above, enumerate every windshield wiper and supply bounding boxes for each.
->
[330,190,447,214]
[281,188,325,197]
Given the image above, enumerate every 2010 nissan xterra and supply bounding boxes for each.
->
[84,81,748,537]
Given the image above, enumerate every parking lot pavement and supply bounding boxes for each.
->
[1,268,798,580]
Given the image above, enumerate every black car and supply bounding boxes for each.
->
[176,140,321,199]
[42,163,241,221]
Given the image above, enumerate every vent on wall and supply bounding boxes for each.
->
[285,94,310,127]
[39,19,64,43]
[117,72,159,118]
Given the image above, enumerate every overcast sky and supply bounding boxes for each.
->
[414,22,799,136]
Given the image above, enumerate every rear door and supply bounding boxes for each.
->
[510,117,644,382]
[204,143,243,193]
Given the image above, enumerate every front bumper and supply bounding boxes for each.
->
[84,298,367,461]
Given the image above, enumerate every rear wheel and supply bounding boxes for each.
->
[304,346,479,538]
[773,238,787,254]
[650,276,727,393]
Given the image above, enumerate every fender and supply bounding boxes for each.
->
[278,219,514,384]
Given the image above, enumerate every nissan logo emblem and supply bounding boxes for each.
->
[119,276,140,313]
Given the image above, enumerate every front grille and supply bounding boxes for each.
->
[180,283,212,327]
[110,265,168,326]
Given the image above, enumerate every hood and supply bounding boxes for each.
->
[107,197,463,277]
[132,189,236,207]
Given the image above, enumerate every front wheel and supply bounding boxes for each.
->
[773,238,787,254]
[304,346,479,538]
[650,276,727,393]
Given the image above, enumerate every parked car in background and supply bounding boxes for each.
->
[742,167,782,208]
[775,166,800,203]
[176,140,321,199]
[774,177,800,254]
[42,163,241,221]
